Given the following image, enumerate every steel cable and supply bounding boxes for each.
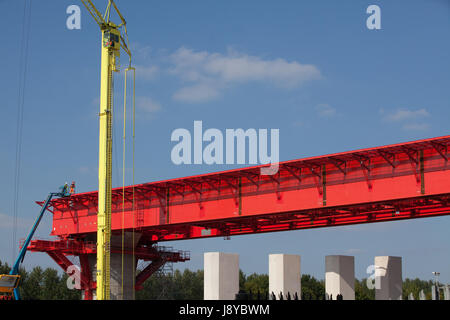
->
[12,0,32,263]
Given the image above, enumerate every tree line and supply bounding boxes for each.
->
[0,260,80,300]
[0,260,439,300]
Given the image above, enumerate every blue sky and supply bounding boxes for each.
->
[0,0,449,284]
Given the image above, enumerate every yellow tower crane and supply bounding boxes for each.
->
[80,0,132,300]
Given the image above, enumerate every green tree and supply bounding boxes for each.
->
[355,278,374,300]
[40,268,61,299]
[239,269,246,291]
[19,266,43,299]
[0,260,11,274]
[173,269,204,300]
[243,273,269,298]
[1,259,443,301]
[136,268,204,300]
[301,274,325,300]
[402,278,436,300]
[136,272,173,300]
[59,273,82,300]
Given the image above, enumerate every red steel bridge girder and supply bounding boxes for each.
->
[41,135,450,240]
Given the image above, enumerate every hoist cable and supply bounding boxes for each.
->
[121,65,136,299]
[12,0,32,263]
[131,66,136,299]
[121,67,128,299]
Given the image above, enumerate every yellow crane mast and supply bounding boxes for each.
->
[80,0,132,300]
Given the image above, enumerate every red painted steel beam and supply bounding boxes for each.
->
[79,254,94,300]
[27,239,190,262]
[46,251,93,291]
[36,135,450,241]
[134,259,166,291]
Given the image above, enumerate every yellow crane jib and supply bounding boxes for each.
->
[80,0,132,300]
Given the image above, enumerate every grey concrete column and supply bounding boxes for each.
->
[444,285,450,300]
[110,232,142,300]
[432,285,440,300]
[419,289,426,300]
[204,252,239,300]
[374,256,402,300]
[269,254,301,300]
[88,232,141,300]
[325,255,355,300]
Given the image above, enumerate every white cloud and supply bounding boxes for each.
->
[131,43,153,60]
[136,96,161,113]
[135,64,159,80]
[315,103,336,117]
[402,123,430,131]
[382,108,430,131]
[204,53,320,86]
[384,108,430,122]
[168,47,321,103]
[172,84,220,103]
[169,48,210,82]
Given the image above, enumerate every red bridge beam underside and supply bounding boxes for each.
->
[137,193,450,241]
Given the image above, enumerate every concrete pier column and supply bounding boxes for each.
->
[374,256,402,300]
[325,255,355,300]
[87,232,141,300]
[204,252,239,300]
[419,289,426,300]
[109,254,134,299]
[269,254,301,300]
[444,285,450,300]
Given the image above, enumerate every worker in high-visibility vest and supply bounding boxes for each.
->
[70,181,75,195]
[59,182,69,196]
